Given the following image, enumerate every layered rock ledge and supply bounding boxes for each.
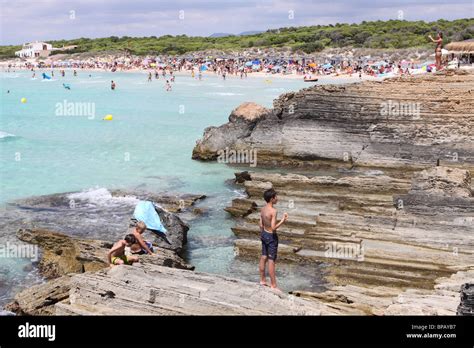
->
[5,228,193,315]
[193,71,474,174]
[229,167,473,292]
[55,264,322,315]
[5,229,324,316]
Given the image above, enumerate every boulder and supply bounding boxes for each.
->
[192,102,269,160]
[130,205,189,253]
[228,102,269,123]
[457,283,474,316]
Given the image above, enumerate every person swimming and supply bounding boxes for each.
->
[165,80,172,91]
[111,80,116,90]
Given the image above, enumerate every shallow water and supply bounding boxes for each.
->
[0,70,351,305]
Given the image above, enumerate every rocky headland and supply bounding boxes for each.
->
[193,70,474,315]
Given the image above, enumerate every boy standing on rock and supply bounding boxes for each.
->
[259,188,288,292]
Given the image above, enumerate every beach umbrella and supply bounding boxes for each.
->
[200,65,208,71]
[245,61,253,67]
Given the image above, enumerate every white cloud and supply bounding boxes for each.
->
[0,0,472,44]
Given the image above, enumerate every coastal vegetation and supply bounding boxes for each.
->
[1,18,472,58]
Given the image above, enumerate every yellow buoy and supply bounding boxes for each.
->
[21,97,27,103]
[103,114,113,121]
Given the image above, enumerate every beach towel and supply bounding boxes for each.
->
[133,201,167,234]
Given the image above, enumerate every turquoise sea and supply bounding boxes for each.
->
[0,70,352,305]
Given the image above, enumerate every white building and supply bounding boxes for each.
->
[15,41,53,58]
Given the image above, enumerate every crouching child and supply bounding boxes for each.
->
[108,234,139,266]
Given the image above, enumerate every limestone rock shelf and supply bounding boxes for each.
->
[229,168,473,291]
[193,71,474,173]
[56,264,322,315]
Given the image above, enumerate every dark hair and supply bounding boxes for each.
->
[438,32,443,38]
[263,188,277,203]
[124,234,136,244]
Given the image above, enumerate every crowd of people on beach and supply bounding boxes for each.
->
[2,56,448,82]
[3,47,461,82]
[3,32,470,83]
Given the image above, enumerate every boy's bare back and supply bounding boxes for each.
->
[261,205,276,232]
[110,240,126,257]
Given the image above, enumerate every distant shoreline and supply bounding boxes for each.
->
[0,63,385,82]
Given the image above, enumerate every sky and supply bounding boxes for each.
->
[0,0,473,45]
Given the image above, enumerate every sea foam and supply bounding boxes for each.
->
[67,187,139,207]
[0,131,15,139]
